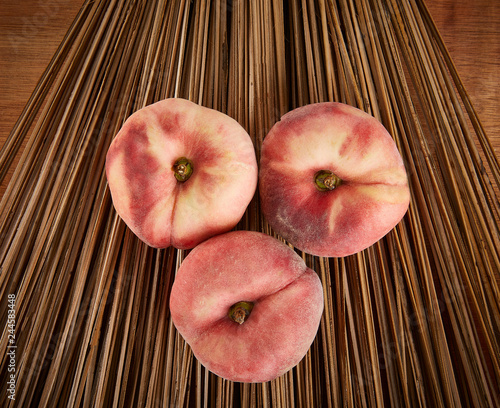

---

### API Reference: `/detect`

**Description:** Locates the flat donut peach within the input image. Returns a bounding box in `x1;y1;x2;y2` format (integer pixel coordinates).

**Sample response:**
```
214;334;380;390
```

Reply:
259;102;410;257
169;231;324;383
105;98;258;249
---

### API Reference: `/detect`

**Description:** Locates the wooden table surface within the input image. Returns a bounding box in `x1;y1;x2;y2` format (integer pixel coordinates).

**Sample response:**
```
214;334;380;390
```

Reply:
1;0;499;192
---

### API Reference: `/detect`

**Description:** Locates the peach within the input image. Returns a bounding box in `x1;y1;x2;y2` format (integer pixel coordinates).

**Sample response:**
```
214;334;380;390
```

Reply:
259;102;410;257
169;231;324;383
105;98;258;249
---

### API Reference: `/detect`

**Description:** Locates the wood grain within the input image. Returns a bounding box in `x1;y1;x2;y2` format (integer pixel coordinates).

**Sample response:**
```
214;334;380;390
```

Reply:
424;0;499;159
0;0;85;197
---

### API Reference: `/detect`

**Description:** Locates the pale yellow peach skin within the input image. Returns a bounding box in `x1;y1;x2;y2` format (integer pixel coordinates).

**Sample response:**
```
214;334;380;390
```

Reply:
259;102;410;257
105;98;258;249
169;231;324;383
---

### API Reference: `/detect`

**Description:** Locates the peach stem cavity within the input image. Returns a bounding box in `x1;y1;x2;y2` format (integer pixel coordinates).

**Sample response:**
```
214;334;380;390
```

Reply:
314;169;342;191
228;301;254;324
173;157;193;182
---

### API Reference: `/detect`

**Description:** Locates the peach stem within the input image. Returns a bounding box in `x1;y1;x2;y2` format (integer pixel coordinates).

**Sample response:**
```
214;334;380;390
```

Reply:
314;170;342;191
172;157;193;182
228;301;254;324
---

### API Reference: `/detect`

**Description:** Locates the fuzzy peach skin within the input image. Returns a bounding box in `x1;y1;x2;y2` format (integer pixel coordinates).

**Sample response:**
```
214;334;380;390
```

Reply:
169;231;324;383
105;98;258;249
259;102;410;257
